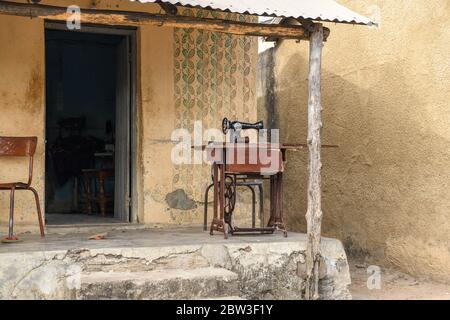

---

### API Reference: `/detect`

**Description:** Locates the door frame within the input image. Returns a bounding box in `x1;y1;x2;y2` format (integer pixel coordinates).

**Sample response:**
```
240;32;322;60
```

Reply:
44;22;138;223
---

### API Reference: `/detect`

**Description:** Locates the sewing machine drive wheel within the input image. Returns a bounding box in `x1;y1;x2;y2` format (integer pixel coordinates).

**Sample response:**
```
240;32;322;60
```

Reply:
222;117;230;134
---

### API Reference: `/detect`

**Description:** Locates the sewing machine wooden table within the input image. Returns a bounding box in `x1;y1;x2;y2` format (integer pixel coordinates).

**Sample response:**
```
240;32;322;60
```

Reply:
200;143;294;238
197;142;338;239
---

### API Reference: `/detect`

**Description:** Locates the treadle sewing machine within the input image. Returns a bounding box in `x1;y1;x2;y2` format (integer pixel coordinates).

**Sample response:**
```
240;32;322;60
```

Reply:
199;118;338;239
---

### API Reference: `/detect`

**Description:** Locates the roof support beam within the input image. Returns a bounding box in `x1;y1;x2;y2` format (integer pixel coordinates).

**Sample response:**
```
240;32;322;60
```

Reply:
0;1;309;40
264;17;330;42
305;23;324;300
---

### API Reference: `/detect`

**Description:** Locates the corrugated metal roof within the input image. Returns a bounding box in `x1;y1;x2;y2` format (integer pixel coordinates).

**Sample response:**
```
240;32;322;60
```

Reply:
131;0;374;25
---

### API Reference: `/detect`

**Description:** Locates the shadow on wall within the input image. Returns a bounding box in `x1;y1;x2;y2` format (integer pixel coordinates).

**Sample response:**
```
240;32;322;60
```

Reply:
260;43;450;282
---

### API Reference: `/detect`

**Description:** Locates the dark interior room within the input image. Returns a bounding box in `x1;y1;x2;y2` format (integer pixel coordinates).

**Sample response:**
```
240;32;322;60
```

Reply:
45;29;123;224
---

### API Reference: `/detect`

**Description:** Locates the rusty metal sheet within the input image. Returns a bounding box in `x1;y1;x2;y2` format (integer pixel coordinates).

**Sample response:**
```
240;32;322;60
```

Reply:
132;0;374;25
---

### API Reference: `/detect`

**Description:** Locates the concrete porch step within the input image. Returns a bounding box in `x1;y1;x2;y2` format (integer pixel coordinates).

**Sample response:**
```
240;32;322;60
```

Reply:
78;267;239;300
198;296;246;300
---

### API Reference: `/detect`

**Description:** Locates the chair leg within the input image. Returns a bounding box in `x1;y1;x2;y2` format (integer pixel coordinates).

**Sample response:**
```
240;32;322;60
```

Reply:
258;184;264;227
29;187;45;237
249;186;256;229
98;175;106;217
8;186;16;239
204;183;214;231
84;176;93;214
241;185;256;228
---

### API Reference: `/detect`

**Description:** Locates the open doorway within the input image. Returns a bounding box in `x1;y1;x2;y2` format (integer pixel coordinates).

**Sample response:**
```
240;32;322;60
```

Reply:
44;25;135;225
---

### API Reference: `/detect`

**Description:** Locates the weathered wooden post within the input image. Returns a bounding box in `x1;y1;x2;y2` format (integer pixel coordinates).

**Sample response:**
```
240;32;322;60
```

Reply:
305;23;324;300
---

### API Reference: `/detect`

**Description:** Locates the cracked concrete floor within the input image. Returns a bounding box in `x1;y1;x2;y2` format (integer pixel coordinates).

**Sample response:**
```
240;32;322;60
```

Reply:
0;225;311;254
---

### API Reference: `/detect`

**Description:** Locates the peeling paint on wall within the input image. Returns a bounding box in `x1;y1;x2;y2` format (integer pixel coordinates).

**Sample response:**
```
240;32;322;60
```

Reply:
165;189;197;210
24;66;43;113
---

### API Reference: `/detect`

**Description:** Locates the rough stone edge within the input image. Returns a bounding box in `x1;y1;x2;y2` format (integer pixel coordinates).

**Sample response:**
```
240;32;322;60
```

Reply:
0;238;351;300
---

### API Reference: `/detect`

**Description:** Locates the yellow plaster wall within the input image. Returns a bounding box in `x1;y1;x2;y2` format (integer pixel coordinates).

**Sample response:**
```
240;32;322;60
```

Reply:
0;15;45;233
260;0;450;282
0;0;258;231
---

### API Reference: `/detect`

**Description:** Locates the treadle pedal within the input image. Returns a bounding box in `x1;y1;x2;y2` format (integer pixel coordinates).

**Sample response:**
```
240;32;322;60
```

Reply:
231;227;277;235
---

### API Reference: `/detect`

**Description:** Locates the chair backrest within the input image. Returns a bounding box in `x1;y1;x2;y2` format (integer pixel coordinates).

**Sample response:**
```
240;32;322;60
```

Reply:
0;137;37;186
0;137;37;157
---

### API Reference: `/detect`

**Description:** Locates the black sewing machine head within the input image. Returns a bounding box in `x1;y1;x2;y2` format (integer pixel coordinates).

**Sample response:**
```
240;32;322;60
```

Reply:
222;118;264;143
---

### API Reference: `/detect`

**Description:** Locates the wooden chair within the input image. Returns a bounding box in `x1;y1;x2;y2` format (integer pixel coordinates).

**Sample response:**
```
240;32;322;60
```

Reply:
81;169;114;216
0;137;45;241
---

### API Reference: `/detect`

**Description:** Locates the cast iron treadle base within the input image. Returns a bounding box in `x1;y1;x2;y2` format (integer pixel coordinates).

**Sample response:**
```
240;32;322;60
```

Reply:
230;226;288;238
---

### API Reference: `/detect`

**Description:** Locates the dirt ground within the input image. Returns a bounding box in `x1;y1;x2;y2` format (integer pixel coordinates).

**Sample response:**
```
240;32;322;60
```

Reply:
348;258;450;300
